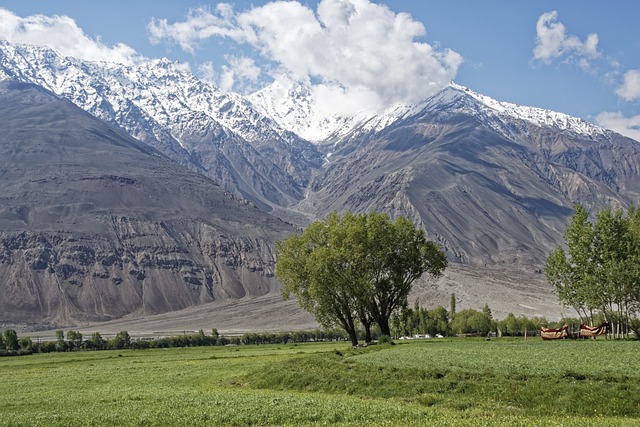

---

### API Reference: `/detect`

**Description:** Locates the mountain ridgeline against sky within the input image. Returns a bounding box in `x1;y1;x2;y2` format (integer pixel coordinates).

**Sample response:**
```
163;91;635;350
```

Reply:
1;40;640;324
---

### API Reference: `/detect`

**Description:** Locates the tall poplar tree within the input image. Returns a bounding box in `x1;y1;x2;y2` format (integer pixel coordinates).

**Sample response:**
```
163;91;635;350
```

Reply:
545;204;640;336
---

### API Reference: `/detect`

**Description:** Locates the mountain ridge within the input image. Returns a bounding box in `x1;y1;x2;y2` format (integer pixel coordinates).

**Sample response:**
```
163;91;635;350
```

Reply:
2;40;640;327
0;80;294;325
0;41;324;212
248;79;619;145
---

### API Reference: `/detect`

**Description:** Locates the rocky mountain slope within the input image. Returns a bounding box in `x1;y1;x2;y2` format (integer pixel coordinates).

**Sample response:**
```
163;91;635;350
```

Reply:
0;41;323;212
300;84;640;265
0;80;294;325
2;40;640;327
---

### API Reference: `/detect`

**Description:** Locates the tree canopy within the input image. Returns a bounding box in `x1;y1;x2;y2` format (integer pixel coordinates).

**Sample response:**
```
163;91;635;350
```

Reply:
275;211;447;346
545;204;640;337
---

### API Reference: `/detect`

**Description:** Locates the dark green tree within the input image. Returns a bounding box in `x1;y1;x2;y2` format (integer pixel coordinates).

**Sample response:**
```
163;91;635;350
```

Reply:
356;213;447;337
55;330;67;352
426;306;450;336
451;308;492;335
546;204;640;336
18;336;33;352
277;212;368;346
545;204;597;321
86;332;106;350
3;329;19;351
110;331;131;349
66;330;83;350
482;303;492;320
499;313;524;336
276;211;446;346
450;293;456;317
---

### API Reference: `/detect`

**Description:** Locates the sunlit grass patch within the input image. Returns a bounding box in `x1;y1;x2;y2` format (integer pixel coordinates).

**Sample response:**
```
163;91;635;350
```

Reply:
1;339;639;426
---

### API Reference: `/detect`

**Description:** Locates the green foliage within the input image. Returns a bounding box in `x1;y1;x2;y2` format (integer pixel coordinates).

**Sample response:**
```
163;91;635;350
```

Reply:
450;308;493;335
17;336;32;352
3;329;20;350
277;211;366;346
392;303;450;337
450;293;456;316
54;329;67;352
546;203;640;336
497;313;545;336
66;330;83;349
2;340;639;426
109;331;131;349
276;211;447;346
86;332;106;350
3;329;18;351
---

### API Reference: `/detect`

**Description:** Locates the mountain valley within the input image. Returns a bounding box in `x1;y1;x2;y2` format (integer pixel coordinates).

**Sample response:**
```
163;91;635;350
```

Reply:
1;40;639;330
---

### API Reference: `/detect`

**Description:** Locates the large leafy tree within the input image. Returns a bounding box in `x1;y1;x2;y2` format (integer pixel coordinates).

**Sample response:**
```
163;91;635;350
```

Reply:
545;204;640;336
361;214;447;336
276;211;447;345
3;329;19;351
276;212;367;346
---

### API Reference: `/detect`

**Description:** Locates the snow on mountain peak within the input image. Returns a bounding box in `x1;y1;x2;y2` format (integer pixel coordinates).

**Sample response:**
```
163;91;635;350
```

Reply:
248;78;612;143
0;39;614;147
0;41;301;150
442;83;610;139
248;79;364;142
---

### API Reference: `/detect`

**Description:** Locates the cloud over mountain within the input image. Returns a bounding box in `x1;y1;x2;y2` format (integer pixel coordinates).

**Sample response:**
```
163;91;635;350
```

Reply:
148;0;462;114
0;7;141;65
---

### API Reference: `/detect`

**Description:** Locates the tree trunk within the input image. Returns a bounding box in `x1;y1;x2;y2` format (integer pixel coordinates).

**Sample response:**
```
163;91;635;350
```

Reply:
364;322;372;344
348;328;359;347
378;318;391;337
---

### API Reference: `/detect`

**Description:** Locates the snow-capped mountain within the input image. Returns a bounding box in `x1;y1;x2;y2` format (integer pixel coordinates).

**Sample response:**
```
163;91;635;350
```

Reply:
2;38;639;267
0;39;619;154
248;79;373;142
410;83;612;141
3;39;640;325
0;41;291;147
250;78;615;145
0;40;323;209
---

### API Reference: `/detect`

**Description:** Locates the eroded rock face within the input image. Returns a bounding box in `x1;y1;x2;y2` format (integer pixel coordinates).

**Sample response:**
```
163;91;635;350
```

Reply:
0;81;292;325
0;219;280;324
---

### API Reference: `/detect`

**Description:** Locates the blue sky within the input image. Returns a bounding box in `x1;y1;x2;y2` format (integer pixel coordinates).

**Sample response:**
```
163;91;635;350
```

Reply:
1;0;639;139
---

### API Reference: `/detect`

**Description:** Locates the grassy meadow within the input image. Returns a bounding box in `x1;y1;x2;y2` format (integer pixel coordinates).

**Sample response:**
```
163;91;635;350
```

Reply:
0;338;639;426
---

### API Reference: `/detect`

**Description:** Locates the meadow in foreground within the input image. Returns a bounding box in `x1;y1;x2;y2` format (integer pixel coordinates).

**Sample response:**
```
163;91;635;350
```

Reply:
0;338;638;426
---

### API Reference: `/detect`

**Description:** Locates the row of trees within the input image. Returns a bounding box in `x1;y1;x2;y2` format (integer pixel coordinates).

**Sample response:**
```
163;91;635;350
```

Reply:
0;327;362;356
276;211;448;346
391;299;572;338
2;308;578;357
545;204;640;337
1;329;220;355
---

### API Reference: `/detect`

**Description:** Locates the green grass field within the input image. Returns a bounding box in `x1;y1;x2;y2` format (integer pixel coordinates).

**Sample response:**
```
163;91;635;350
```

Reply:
1;338;638;426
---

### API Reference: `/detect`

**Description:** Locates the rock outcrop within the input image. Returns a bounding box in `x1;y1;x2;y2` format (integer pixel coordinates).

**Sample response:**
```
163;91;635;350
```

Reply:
0;80;292;325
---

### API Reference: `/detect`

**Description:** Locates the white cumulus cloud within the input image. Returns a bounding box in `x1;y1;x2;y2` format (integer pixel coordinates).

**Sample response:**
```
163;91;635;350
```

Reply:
148;0;462;112
596;111;640;142
0;8;141;65
533;11;599;68
616;69;640;102
148;4;245;54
